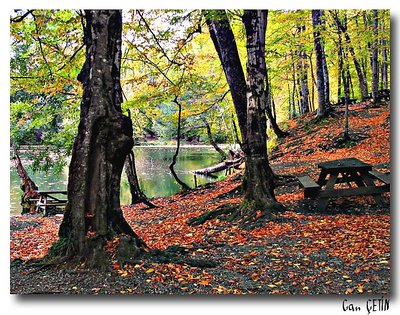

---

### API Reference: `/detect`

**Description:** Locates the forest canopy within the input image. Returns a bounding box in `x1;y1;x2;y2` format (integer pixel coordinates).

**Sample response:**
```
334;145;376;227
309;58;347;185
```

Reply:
10;9;390;173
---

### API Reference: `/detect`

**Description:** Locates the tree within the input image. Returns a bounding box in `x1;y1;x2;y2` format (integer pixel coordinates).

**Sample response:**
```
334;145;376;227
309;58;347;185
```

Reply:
371;9;379;104
192;10;284;227
205;10;248;143
296;24;310;115
241;10;284;221
332;11;369;100
312;10;330;118
58;10;148;267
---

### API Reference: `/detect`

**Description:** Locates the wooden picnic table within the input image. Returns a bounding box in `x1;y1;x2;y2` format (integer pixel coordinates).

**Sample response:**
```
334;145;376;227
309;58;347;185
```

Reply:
299;157;390;212
33;190;68;215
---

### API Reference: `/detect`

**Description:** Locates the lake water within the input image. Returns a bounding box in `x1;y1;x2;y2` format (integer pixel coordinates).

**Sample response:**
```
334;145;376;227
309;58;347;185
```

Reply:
10;146;224;215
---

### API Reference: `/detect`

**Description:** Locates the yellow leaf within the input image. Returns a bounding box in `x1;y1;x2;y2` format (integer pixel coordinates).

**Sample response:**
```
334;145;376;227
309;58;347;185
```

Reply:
268;284;277;288
357;285;364;293
146;268;155;273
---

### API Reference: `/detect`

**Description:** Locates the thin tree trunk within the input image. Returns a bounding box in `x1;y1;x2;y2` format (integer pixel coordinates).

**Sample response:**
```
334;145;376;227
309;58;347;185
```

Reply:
342;49;351;140
201;116;227;160
11;141;39;214
371;10;379;104
333;11;369;100
265;70;289;138
124;152;156;208
381;18;388;90
169;96;191;191
124;109;156;208
58;10;148;267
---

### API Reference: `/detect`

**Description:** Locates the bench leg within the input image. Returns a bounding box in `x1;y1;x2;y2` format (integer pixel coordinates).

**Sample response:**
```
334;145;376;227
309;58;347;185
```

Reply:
317;173;338;212
317;198;330;212
361;173;386;206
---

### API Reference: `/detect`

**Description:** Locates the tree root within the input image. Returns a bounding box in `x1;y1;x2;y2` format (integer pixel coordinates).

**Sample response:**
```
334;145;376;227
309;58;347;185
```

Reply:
149;246;218;268
187;204;237;226
187;201;287;230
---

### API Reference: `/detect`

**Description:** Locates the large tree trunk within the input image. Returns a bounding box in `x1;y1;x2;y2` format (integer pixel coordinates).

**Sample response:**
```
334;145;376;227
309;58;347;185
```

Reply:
312;10;330;118
241;10;283;221
206;10;247;142
58;10;148;267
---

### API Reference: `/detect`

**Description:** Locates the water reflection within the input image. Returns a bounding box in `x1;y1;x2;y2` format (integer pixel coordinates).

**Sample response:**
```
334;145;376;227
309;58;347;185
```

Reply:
10;146;223;215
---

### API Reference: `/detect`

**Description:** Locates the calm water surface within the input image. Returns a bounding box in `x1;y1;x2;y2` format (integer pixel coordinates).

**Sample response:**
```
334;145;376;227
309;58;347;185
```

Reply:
10;146;223;215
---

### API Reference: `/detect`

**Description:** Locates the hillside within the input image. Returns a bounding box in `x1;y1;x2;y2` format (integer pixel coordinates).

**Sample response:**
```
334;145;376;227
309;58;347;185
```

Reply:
10;101;390;294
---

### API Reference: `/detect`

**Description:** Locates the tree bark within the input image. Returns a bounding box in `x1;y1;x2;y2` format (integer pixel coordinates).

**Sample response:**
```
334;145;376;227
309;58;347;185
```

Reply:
312;10;330;118
381;18;389;90
205;10;247;142
297;25;310;115
201;116;227;160
169;96;191;191
265;70;289;138
124;152;156;208
11;141;39;214
241;10;283;220
371;10;379;104
58;10;148;267
333;12;369;100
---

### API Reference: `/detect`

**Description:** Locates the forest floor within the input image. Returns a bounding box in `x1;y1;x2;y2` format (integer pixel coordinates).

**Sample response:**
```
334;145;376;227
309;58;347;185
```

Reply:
10;101;391;295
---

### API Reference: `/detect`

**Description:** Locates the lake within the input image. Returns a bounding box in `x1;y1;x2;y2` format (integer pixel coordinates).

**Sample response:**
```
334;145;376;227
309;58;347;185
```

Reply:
10;146;225;215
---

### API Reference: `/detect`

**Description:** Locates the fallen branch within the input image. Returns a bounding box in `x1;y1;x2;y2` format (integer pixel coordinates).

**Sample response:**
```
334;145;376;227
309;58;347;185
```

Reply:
191;157;243;176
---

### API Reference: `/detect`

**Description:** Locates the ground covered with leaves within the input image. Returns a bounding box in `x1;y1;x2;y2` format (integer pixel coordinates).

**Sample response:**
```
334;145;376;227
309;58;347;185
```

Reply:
10;102;390;295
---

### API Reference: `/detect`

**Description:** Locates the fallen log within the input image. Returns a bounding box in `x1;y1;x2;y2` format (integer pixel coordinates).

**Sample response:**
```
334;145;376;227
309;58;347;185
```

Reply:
191;157;244;176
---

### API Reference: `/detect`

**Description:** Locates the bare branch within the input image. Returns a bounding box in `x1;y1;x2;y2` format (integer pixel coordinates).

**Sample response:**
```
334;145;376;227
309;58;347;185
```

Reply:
10;10;34;23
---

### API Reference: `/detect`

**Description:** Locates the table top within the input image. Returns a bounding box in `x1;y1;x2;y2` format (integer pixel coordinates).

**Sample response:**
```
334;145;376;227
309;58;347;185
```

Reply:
34;190;68;195
318;157;372;172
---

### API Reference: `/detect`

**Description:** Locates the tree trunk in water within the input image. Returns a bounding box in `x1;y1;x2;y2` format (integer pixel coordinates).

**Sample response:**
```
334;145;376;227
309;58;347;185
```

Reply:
371;10;379;104
241;10;283;221
11;141;39;214
58;10;148;267
206;10;247;142
312;10;329;118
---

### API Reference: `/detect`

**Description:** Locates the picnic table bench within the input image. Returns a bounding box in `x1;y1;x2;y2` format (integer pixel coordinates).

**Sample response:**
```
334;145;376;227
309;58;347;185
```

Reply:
299;158;390;212
33;190;67;216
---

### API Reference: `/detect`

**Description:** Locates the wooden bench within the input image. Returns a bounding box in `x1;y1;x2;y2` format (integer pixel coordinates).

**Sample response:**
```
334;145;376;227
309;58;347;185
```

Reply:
368;170;390;187
298;175;321;198
33;190;68;216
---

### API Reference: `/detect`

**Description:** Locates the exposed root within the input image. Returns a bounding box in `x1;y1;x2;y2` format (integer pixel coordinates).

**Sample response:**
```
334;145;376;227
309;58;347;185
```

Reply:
187;200;287;230
187;204;237;226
